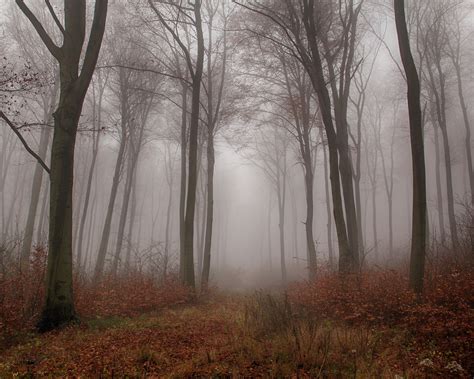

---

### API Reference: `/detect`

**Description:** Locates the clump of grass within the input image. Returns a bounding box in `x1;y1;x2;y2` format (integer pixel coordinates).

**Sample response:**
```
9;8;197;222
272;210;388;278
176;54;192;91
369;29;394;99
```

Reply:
235;291;396;377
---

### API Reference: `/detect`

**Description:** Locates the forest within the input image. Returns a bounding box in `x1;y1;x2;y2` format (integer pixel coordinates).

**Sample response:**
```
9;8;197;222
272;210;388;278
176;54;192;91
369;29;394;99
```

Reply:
0;0;473;377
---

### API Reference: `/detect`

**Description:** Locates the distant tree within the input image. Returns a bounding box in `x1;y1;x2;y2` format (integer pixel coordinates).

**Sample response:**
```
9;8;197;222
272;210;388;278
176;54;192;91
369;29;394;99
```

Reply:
76;70;108;270
235;0;364;273
249;126;290;284
147;0;205;288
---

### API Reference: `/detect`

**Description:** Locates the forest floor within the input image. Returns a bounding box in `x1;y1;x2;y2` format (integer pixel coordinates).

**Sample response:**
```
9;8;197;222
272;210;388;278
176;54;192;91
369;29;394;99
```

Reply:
0;285;472;378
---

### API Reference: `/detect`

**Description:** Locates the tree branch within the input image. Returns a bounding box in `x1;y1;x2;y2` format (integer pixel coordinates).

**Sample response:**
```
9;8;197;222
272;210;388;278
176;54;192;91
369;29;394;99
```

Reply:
15;0;61;61
45;0;65;35
0;111;50;174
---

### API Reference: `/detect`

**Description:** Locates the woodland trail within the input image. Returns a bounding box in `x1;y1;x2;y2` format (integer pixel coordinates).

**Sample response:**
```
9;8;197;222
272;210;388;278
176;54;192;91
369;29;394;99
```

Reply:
0;292;471;378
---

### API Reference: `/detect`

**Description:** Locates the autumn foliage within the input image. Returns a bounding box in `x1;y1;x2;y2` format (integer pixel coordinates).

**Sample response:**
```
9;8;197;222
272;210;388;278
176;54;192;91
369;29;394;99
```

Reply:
0;246;190;347
75;274;190;319
288;257;474;374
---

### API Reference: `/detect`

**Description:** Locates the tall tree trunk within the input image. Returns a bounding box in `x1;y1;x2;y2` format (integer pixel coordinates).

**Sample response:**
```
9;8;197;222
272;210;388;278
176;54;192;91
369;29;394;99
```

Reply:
290;181;299;268
432;113;446;244
322;133;334;268
179;82;188;280
303;150;317;278
14;0;110;330
438;124;458;247
276;158;287;284
21;124;52;265
94;135;127;279
181;0;204;289
164;159;173;275
112;153;137;275
426;56;459;247
36;178;49;245
41;103;80;329
301;13;352;272
76;77;105;270
76;132;100;269
267;192;272;271
394;0;427;294
125;170;138;271
452;62;473;205
201;135;214;289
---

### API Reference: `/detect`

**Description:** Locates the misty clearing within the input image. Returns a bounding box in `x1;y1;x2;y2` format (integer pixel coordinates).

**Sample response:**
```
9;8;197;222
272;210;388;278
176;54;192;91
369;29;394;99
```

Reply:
0;0;473;377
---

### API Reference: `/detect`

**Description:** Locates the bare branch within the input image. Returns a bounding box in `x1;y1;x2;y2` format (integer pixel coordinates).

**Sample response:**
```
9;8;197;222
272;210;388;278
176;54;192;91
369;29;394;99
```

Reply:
45;0;65;35
0;111;50;174
15;0;62;61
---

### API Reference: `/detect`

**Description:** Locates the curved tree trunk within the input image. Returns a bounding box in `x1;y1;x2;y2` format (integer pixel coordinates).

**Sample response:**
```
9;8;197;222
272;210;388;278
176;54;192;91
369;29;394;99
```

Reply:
394;0;427;294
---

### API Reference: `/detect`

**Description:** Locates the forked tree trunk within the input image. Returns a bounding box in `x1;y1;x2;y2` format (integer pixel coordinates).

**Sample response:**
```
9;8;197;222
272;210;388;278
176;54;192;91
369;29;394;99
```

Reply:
15;0;108;330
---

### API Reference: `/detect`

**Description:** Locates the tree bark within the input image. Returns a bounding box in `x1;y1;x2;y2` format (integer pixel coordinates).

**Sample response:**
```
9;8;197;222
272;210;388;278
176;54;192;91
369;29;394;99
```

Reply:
15;0;108;330
182;0;204;288
394;0;427;294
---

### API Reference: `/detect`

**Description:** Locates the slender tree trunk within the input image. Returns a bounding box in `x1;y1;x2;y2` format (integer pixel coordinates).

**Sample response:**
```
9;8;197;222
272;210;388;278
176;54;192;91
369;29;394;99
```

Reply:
394;0;427;294
322;133;334;268
276;161;287;284
84;190;97;274
433;118;446;243
267;192;272;271
164;162;173;273
113;152;139;275
36;178;49;245
76;79;104;269
21;124;52;265
452;63;473;205
439;124;458;247
290;181;299;268
125;167;138;271
201;134;214;289
426;56;459;247
181;0;204;288
72;156;88;252
76;133;100;269
179;82;188;280
372;185;378;259
94;134;127;279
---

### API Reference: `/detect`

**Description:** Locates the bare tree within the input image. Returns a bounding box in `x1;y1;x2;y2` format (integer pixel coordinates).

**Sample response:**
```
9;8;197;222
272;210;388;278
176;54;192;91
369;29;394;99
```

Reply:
394;0;427;294
147;0;205;288
15;0;108;329
235;0;364;273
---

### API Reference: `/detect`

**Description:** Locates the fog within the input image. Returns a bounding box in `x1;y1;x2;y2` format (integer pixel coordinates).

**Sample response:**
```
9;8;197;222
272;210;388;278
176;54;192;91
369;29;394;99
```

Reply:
1;0;473;292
